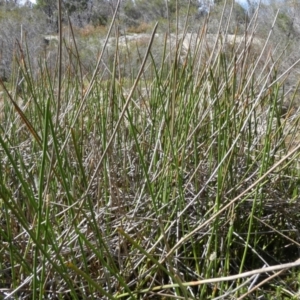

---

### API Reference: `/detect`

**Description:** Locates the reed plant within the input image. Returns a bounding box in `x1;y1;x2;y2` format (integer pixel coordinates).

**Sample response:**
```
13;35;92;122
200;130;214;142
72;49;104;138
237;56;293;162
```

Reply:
1;1;300;299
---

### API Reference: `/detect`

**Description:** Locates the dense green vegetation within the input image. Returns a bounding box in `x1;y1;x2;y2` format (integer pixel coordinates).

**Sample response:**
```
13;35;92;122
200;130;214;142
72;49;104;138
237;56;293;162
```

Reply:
1;0;300;299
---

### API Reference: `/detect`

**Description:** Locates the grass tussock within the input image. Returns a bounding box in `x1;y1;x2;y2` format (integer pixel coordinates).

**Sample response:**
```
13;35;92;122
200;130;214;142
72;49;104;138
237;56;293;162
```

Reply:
1;3;300;300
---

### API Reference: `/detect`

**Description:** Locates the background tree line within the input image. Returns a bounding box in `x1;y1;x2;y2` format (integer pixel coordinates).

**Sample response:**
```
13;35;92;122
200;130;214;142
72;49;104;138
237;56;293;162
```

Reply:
0;0;300;82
